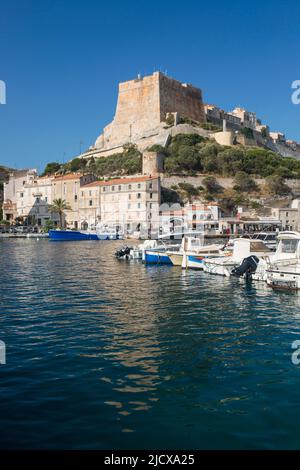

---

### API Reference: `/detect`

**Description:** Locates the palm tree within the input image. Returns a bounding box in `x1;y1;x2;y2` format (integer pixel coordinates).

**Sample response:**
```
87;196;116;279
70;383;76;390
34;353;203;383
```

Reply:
48;198;71;229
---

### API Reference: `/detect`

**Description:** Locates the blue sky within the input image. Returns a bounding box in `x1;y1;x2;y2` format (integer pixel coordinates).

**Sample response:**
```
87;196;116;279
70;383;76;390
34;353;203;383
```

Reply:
0;0;300;172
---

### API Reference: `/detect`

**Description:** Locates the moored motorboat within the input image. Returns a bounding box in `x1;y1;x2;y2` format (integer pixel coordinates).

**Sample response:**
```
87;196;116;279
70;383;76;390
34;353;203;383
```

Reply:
263;231;300;290
49;229;99;241
168;236;225;269
203;238;271;277
49;223;124;241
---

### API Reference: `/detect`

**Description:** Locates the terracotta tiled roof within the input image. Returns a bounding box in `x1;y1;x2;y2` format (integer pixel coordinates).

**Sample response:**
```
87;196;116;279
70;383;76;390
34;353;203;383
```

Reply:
53;173;83;181
82;175;158;188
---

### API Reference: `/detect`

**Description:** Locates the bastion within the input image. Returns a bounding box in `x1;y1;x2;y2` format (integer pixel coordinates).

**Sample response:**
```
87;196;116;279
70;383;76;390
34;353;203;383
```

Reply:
80;71;206;159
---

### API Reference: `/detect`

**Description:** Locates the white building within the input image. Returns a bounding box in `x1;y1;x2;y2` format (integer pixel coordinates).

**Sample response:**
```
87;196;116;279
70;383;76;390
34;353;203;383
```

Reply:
3;169;37;222
81;175;161;237
16;175;57;226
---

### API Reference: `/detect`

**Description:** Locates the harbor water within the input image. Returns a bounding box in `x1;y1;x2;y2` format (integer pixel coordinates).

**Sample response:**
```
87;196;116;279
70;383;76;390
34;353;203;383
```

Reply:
1;239;300;449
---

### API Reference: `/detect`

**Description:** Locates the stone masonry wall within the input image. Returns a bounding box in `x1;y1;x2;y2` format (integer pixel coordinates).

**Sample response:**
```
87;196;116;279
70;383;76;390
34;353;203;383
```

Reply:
159;73;206;124
94;72;206;152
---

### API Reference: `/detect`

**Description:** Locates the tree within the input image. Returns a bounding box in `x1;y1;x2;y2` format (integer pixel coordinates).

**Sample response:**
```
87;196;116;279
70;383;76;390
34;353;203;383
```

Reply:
177;182;201;202
218;197;237;215
202;176;222;194
48;198;71;228
265;175;291;196
43;219;55;232
241;127;254;139
68;158;87;172
233;171;258;193
41;162;61;176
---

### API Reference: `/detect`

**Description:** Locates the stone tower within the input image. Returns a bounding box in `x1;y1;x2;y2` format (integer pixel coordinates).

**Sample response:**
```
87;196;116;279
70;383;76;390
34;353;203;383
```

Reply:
94;72;206;151
142;151;164;176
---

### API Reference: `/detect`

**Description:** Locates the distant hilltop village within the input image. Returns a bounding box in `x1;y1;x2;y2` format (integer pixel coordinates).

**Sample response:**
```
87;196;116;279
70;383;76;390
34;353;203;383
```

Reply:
77;71;300;160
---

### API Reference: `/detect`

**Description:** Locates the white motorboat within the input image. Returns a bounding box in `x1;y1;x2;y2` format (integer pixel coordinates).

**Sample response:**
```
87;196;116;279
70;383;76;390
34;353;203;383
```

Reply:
203;238;271;277
252;231;300;282
248;232;278;251
264;232;300;290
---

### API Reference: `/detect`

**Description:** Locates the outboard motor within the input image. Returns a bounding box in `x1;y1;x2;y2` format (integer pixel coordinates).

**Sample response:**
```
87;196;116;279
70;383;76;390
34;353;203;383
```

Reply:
231;255;259;279
115;246;132;259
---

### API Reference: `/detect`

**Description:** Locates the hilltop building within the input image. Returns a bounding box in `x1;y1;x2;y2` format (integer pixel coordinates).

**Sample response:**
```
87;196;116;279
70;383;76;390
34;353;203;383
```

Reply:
78;71;206;159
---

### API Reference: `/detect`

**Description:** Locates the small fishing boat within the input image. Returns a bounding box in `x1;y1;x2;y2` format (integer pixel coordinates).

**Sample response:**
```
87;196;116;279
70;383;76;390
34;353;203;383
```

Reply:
143;244;180;265
168;236;225;269
115;240;158;260
203;238;271;277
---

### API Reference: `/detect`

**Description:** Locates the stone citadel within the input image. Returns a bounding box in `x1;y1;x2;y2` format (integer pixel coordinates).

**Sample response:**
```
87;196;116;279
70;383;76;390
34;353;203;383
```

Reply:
78;71;300;161
80;71;207;159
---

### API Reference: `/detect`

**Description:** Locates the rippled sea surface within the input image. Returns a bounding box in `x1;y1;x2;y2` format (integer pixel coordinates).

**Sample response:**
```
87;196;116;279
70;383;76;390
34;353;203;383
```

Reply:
1;239;300;449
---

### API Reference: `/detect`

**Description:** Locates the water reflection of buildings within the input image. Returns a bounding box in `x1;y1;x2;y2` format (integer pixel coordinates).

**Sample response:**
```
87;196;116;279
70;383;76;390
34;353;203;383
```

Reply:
98;260;169;423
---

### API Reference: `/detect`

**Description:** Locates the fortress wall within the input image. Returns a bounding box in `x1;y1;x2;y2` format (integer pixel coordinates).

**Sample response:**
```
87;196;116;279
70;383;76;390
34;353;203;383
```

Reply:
97;73;161;149
94;72;206;152
159;73;206;123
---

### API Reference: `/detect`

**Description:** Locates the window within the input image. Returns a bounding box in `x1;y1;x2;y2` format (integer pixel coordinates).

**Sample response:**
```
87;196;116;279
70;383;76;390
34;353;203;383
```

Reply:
20;192;24;198
45;197;48;202
150;193;153;199
137;193;141;199
149;183;153;189
128;194;131;200
81;191;84;197
89;190;92;196
118;185;122;191
281;239;299;253
89;200;93;206
111;186;115;191
103;187;106;192
74;195;78;201
138;183;141;189
36;197;40;203
137;203;141;209
128;185;132;190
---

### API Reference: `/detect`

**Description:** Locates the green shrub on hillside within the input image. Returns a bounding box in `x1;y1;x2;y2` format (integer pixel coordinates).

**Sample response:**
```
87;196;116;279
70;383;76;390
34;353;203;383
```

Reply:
265;175;291;196
41;162;62;176
163;133;300;179
233;171;258;193
91;145;142;177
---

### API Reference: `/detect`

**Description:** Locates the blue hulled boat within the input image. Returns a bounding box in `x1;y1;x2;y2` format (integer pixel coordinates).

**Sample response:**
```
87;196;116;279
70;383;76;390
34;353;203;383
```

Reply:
144;250;173;265
49;226;124;240
49;230;100;241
